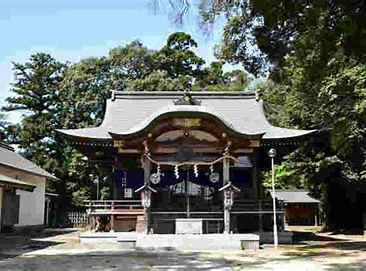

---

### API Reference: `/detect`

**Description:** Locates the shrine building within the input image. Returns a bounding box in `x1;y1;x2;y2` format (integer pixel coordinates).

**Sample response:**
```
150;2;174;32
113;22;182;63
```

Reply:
57;91;315;235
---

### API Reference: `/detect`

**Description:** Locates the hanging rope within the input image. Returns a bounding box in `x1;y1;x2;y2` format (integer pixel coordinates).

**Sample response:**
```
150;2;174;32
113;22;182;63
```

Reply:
142;153;238;167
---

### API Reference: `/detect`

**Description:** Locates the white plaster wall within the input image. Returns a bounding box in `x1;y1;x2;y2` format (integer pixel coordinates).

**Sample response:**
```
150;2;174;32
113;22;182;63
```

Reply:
15;177;45;226
0;164;46;227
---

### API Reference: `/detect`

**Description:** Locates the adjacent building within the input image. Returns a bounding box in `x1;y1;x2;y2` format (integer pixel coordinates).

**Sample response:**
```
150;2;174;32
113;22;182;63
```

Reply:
0;142;57;232
271;189;320;226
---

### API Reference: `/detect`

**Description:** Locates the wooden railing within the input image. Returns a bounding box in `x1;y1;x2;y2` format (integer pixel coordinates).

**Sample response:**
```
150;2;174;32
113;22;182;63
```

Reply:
231;199;285;214
84;199;284;215
85;200;143;214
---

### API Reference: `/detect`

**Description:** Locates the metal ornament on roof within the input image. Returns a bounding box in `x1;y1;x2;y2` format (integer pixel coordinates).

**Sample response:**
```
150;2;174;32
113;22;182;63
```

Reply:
173;92;201;105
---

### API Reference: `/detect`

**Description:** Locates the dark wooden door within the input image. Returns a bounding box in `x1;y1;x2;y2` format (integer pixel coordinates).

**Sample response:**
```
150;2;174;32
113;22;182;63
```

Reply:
2;189;20;227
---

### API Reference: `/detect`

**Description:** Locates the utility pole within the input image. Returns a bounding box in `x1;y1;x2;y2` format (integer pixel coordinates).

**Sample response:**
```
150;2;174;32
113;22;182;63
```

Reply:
268;148;278;249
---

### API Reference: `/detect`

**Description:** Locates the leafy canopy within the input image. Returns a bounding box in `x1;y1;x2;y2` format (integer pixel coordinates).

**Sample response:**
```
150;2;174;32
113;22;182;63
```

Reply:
2;32;249;210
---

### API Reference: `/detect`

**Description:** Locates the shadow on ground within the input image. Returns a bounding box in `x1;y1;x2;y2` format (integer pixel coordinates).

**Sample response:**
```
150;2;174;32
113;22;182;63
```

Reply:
0;250;232;270
0;229;76;261
292;230;344;243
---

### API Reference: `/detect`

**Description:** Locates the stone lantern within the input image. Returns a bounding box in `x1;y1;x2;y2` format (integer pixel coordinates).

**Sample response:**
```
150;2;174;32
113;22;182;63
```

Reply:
219;181;241;233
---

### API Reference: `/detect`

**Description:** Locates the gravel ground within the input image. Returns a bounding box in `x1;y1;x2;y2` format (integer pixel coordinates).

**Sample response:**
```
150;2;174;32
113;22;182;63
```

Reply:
0;228;365;270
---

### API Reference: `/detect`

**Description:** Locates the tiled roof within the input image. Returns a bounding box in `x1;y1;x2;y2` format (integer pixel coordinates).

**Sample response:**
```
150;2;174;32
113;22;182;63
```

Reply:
270;189;319;203
57;91;315;141
0;143;58;180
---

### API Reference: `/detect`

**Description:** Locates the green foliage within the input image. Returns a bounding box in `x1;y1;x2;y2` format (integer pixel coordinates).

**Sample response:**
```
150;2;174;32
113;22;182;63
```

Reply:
156;32;205;81
0;113;8;140
191;0;366;228
1;32;249;212
261;160;299;190
3;53;67;171
199;1;366;76
193;61;249;91
60;57;110;129
100;186;110;201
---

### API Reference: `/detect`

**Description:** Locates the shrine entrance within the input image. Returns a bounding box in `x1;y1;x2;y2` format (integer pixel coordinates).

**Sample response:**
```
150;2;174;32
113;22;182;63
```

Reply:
58;91;309;241
148;165;225;234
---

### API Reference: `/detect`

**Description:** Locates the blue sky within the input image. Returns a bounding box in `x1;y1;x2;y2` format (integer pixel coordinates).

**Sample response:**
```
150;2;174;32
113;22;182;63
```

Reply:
0;0;229;123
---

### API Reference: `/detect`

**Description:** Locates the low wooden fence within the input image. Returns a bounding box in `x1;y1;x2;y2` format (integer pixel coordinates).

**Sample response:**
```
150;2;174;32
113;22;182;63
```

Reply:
67;212;90;228
85;200;143;214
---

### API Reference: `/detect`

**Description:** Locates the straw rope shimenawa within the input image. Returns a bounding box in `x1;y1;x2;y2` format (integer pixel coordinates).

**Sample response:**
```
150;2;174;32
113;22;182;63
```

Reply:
142;153;238;167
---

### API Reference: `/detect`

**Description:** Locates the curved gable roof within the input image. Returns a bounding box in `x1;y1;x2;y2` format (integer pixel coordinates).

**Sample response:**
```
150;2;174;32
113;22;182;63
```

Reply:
57;91;315;141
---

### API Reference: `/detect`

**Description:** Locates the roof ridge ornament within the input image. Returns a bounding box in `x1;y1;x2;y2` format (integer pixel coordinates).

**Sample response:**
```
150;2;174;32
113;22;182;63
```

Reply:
174;91;201;105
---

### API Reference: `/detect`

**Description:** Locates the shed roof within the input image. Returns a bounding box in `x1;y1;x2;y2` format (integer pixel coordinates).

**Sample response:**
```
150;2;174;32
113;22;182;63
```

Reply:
57;91;315;141
270;189;319;203
0;173;36;191
0;143;58;181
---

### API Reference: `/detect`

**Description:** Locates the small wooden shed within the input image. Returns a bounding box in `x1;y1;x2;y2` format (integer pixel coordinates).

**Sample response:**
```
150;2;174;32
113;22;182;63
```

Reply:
271;189;320;226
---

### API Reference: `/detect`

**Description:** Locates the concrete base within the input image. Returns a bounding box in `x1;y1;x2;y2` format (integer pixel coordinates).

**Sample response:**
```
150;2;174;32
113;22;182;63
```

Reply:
136;234;259;250
80;232;119;243
80;231;292;248
256;231;293;244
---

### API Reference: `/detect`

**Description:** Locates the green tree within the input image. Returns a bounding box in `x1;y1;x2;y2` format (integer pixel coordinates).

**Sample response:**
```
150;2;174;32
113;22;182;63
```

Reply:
59;57;110;129
2;31;250;216
261;160;300;190
0;113;8;141
196;0;366;230
108;40;156;89
193;61;249;91
3;53;67;170
156;32;205;79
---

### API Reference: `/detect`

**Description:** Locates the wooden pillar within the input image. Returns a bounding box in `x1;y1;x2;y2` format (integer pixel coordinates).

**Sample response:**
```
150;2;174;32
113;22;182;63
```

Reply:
258;201;263;232
252;149;259;200
112;168;118;200
90;215;95;232
45;198;50;226
314;205;318;226
143;157;151;185
142;157;151;233
110;201;115;232
223;157;230;233
88;201;93;232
